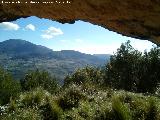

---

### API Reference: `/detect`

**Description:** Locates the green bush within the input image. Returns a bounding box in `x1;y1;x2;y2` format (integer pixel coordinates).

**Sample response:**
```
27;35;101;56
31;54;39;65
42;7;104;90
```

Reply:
58;85;86;110
64;66;103;86
1;64;160;120
19;87;48;107
0;67;21;105
1;107;42;120
146;97;158;120
20;69;59;93
7;99;17;112
40;96;63;120
112;96;132;120
1;84;160;120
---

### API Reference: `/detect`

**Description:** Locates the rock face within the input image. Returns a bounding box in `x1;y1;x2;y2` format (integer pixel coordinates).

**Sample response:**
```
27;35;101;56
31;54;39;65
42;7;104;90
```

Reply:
0;0;160;44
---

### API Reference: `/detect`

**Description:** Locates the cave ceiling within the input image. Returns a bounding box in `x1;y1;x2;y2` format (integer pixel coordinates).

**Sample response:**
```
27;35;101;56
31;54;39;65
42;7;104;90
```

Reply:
0;0;160;44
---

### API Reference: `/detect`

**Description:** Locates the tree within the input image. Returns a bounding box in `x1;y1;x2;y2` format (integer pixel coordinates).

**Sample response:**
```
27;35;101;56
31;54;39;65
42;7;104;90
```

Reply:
104;40;142;91
64;66;103;86
0;67;21;105
104;40;160;93
137;46;160;93
20;69;58;93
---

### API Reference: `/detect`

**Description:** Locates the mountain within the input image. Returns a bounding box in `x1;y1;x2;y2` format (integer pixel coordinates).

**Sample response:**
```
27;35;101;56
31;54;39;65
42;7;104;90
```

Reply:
0;39;108;81
0;39;58;59
57;50;106;65
93;54;111;61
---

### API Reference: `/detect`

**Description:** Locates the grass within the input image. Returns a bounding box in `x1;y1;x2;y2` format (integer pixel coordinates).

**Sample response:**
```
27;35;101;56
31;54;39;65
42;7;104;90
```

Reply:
1;85;160;120
112;96;132;120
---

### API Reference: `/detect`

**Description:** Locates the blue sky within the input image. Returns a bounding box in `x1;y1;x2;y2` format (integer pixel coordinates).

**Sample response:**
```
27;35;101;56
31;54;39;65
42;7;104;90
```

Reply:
0;16;155;54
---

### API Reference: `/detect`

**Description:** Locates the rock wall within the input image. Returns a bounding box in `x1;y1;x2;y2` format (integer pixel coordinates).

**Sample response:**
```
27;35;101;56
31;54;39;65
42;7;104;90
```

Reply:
0;0;160;44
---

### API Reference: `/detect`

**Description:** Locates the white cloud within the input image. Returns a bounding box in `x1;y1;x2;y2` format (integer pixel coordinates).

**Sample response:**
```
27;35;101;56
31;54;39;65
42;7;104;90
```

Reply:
0;22;20;30
41;27;63;39
25;24;35;31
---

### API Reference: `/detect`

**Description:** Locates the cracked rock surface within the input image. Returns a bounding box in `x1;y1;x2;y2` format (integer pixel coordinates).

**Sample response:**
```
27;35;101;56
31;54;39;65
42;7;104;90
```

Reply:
1;0;160;44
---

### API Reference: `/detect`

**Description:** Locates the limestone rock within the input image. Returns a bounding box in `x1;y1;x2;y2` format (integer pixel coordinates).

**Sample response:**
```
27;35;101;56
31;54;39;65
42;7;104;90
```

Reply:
0;0;160;44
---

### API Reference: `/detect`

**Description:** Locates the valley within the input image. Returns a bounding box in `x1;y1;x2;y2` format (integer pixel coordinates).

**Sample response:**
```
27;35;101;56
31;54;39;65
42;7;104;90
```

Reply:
0;39;110;80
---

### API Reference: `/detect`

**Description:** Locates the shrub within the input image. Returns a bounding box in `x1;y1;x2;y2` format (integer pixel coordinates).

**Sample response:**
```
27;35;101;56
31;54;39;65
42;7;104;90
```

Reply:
1;107;42;120
112;96;132;120
20;69;59;93
146;97;157;120
64;66;103;86
7;99;17;112
58;85;86;110
40;96;63;120
0;67;21;105
19;87;48;107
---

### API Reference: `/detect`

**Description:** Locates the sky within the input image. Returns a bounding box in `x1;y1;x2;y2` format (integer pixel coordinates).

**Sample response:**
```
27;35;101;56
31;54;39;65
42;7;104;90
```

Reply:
0;16;156;55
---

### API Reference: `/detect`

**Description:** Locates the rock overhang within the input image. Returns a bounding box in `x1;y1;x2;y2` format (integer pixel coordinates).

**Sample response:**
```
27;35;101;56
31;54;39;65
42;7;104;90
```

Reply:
0;0;160;45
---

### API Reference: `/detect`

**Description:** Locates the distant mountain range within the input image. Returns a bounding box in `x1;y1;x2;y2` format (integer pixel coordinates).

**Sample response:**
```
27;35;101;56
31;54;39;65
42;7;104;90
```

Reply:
93;54;111;61
0;39;111;81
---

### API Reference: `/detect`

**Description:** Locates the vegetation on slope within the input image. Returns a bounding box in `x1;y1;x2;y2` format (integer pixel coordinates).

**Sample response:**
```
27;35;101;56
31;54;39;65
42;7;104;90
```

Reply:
0;40;159;119
1;84;160;120
0;39;107;80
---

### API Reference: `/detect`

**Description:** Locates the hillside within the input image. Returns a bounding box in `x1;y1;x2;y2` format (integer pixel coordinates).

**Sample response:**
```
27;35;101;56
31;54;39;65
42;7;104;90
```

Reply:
1;85;160;120
0;39;56;59
93;54;111;61
0;39;109;80
0;40;159;120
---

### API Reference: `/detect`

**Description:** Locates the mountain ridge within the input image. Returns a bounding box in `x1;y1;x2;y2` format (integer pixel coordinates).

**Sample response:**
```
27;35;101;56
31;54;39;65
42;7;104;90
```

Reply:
0;39;110;80
0;39;110;60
